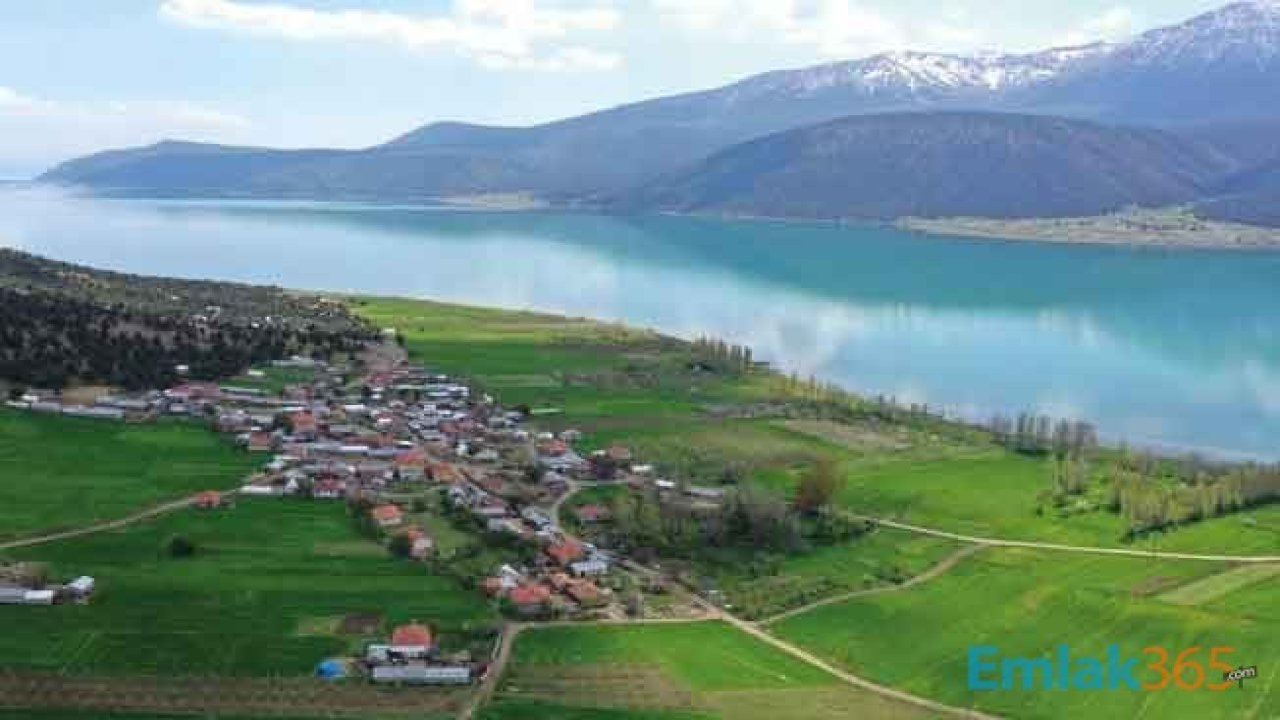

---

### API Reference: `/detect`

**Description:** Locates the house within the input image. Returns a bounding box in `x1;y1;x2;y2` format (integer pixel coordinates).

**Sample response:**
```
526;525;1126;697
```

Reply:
472;497;511;520
389;622;434;659
508;584;551;616
569;559;609;578
371;665;471;685
605;443;633;463
193;491;224;510
564;579;606;608
686;485;727;501
546;540;586;568
371;504;403;528
20;589;55;605
247;431;275;452
65;576;95;600
573;504;611;524
313;479;345;499
430;462;465;484
542;471;570;493
520;506;555;530
290;411;319;439
403;528;434;559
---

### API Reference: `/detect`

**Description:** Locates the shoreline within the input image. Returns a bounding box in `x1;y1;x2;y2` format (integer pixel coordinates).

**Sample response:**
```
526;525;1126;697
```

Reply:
20;185;1280;250
897;210;1280;251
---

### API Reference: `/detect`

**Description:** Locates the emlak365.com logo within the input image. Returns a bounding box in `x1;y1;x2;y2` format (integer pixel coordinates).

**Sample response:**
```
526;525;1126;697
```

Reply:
968;645;1257;691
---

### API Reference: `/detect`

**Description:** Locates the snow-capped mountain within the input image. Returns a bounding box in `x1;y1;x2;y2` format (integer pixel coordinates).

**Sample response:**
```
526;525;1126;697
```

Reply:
727;45;1114;102
715;1;1280;116
1121;0;1280;66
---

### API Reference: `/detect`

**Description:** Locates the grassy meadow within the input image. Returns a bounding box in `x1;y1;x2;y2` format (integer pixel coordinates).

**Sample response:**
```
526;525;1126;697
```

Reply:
355;296;1272;556
0;498;495;677
0;409;258;541
498;622;933;720
771;548;1279;720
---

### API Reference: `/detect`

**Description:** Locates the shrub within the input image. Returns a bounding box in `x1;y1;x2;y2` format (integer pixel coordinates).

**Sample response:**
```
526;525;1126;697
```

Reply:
167;535;197;558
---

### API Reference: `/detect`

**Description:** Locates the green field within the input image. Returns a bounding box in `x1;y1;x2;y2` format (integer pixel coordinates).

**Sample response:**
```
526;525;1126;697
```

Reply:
498;622;931;720
701;528;959;620
0;498;495;676
0;409;258;541
771;548;1279;720
354;297;1273;557
224;365;324;393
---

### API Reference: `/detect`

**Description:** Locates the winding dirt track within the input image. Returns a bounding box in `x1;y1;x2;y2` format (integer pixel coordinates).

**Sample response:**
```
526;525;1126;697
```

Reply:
0;497;199;551
858;516;1280;563
759;544;989;624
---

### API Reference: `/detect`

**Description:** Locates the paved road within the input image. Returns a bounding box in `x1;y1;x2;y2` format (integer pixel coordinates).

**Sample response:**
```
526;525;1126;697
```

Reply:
859;516;1280;563
759;544;988;624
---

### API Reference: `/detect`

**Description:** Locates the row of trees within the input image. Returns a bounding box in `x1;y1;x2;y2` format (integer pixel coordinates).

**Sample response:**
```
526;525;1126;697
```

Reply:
0;287;367;390
690;336;754;375
1108;454;1280;537
990;413;1098;458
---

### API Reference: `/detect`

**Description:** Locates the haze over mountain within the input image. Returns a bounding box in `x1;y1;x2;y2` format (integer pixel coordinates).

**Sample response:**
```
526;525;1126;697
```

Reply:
39;1;1280;223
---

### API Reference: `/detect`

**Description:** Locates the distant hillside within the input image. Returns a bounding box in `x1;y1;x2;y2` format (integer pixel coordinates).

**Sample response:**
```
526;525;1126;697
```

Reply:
617;113;1234;221
0;249;374;389
39;2;1280;206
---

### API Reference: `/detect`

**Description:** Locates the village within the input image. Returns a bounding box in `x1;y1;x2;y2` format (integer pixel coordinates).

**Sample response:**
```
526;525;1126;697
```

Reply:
1;344;733;688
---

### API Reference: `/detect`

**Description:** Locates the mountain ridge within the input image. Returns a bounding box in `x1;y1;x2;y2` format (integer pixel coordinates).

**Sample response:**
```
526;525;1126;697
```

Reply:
37;1;1280;224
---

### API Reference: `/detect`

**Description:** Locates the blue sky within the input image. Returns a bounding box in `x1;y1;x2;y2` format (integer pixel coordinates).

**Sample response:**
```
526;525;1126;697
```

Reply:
0;0;1227;176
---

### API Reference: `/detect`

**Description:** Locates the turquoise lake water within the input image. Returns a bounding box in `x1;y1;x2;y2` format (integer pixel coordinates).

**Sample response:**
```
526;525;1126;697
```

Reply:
2;188;1278;459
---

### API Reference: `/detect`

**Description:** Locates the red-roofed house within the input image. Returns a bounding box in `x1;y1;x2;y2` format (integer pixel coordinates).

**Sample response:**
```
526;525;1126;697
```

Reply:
508;584;551;616
546;540;585;568
313;479;345;500
565;579;606;608
389;622;434;658
371;504;403;528
247;431;274;453
290;411;318;439
430;462;464;484
193;490;223;510
573;504;612;524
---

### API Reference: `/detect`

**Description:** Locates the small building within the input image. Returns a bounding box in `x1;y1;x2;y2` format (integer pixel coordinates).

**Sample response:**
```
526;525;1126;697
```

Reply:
389;622;434;659
65;576;95;599
569;559;609;577
313;479;345;500
371;665;471;685
371;504;403;528
508;584;552;616
546;540;586;568
573;504;611;524
520;506;555;530
21;589;55;605
193;491;224;510
564;580;606;608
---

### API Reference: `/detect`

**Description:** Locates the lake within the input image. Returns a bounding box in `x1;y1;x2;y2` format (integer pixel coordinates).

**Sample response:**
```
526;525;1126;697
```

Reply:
2;187;1278;460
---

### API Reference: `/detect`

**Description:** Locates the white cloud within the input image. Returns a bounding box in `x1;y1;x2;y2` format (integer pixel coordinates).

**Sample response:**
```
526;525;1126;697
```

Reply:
1056;6;1138;47
160;0;623;72
0;86;46;113
651;0;992;57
